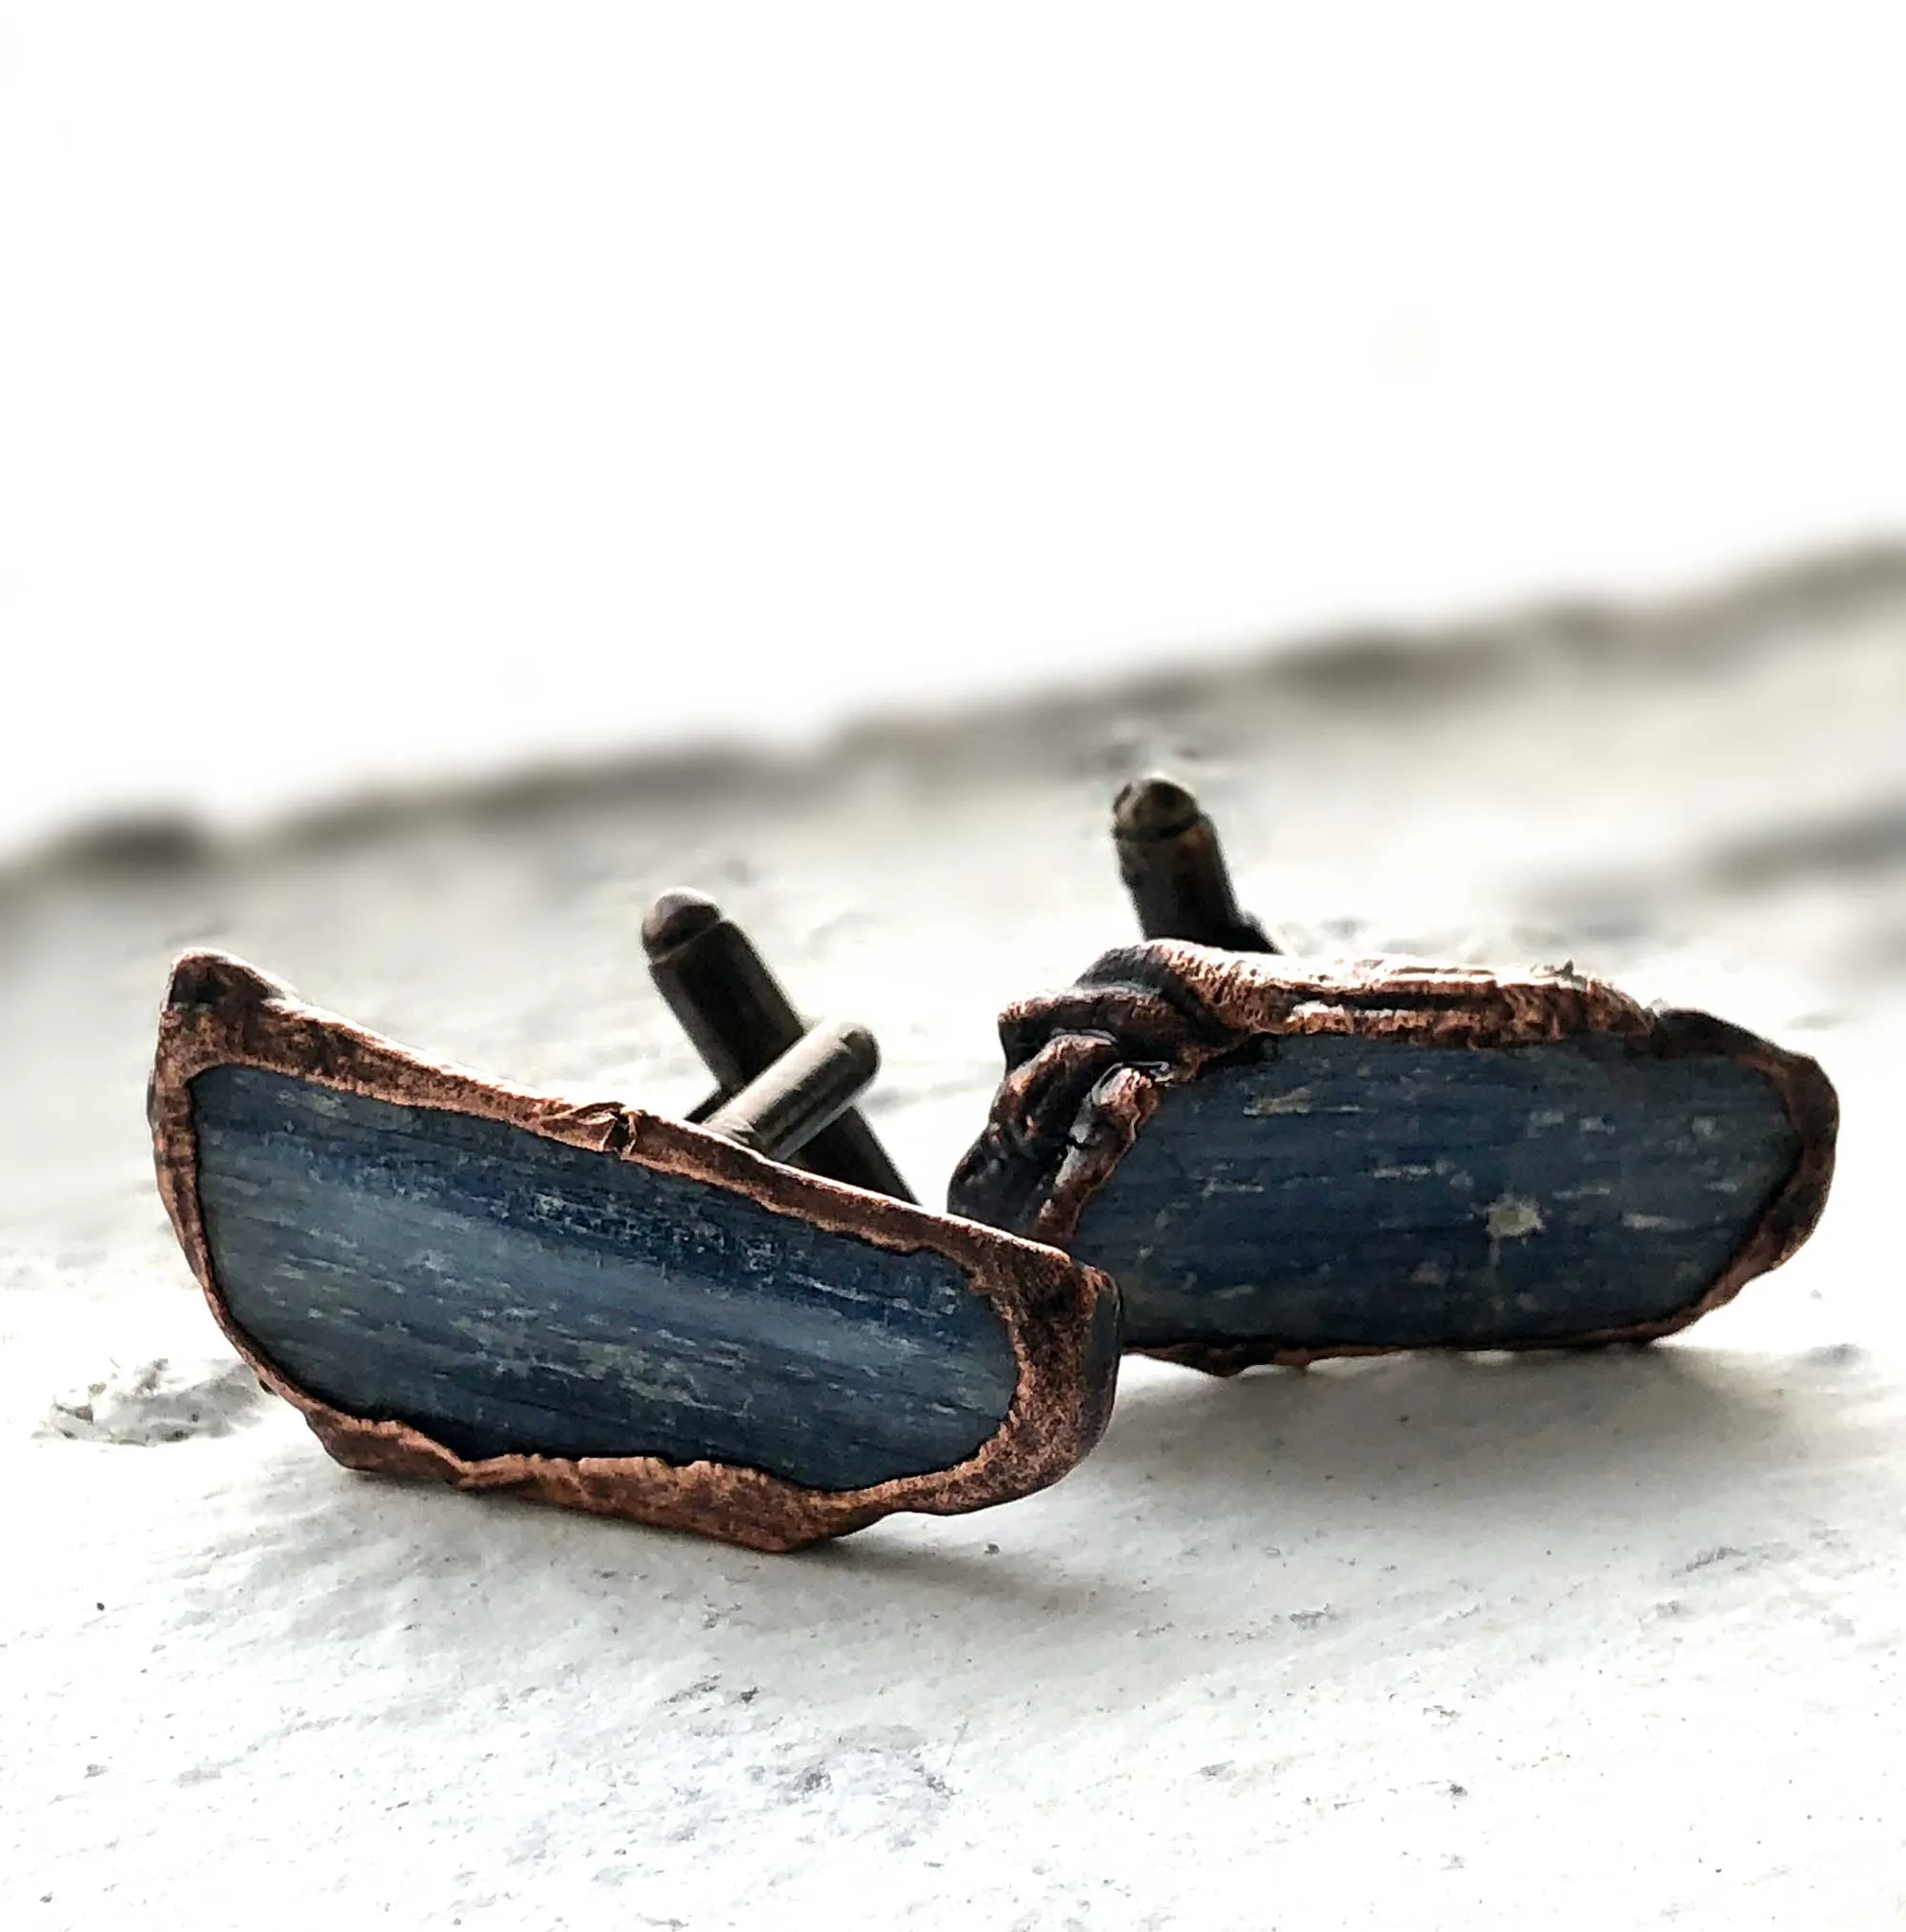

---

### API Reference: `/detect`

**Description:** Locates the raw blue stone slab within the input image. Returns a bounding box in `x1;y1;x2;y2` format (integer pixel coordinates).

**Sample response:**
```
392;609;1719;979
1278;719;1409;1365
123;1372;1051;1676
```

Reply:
1072;1034;1800;1352
191;1065;1021;1491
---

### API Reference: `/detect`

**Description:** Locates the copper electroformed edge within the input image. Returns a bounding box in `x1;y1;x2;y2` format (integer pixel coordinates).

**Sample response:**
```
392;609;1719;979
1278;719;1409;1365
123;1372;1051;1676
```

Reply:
948;941;1839;1377
150;950;1120;1552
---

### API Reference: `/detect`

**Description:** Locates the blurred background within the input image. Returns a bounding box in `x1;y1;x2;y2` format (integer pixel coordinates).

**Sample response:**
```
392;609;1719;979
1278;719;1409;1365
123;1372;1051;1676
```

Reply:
7;0;1906;1282
1;3;1903;1277
5;0;1906;1182
5;5;1906;852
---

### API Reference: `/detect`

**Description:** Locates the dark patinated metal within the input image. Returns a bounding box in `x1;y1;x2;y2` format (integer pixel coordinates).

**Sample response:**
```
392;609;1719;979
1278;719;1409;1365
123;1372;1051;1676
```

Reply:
701;1018;880;1162
642;888;915;1200
1110;774;1277;953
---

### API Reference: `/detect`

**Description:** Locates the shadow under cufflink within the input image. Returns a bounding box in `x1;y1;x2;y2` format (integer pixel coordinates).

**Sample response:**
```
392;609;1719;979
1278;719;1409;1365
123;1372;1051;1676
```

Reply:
149;919;1120;1552
947;776;1839;1374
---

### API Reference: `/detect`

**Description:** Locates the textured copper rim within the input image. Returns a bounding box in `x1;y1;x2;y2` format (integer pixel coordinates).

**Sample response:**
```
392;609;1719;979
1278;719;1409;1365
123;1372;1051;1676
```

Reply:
151;950;1120;1550
948;942;1839;1375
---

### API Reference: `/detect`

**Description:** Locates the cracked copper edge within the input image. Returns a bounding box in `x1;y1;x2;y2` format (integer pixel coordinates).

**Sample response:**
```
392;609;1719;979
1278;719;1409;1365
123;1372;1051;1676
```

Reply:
948;941;1839;1377
150;949;1120;1553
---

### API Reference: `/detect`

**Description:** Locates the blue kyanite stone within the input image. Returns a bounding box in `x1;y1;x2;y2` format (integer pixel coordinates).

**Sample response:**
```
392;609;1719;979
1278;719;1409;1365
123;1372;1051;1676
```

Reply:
191;1066;1022;1491
1071;1034;1798;1351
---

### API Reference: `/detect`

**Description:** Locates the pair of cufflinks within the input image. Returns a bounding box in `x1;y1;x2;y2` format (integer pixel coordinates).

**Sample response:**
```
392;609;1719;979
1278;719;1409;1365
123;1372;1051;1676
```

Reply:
149;779;1837;1551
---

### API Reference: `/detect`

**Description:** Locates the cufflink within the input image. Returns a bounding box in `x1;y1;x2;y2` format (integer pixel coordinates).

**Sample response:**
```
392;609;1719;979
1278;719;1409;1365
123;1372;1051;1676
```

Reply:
150;924;1118;1550
948;777;1837;1373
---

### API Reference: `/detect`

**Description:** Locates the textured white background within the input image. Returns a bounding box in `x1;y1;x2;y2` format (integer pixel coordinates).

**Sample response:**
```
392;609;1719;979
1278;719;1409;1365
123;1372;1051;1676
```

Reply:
5;569;1904;1927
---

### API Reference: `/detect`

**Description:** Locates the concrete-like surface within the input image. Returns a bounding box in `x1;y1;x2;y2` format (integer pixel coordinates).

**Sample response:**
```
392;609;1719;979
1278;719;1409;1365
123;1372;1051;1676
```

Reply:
5;556;1904;1927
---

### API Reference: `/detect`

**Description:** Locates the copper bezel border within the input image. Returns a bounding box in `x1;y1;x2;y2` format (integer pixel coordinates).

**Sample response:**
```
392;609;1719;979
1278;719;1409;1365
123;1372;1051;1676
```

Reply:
151;950;1120;1551
950;942;1839;1375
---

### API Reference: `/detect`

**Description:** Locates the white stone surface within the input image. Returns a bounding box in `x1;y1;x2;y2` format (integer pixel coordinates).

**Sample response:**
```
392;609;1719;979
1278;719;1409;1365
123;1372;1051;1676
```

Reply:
4;573;1904;1927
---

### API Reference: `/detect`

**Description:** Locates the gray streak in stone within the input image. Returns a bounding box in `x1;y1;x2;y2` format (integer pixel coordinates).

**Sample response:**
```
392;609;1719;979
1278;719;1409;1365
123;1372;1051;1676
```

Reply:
192;1066;1021;1491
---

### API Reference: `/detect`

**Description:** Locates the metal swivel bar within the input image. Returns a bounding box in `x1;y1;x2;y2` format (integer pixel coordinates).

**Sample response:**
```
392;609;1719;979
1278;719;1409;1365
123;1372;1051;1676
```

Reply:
643;889;915;1201
700;1019;880;1163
